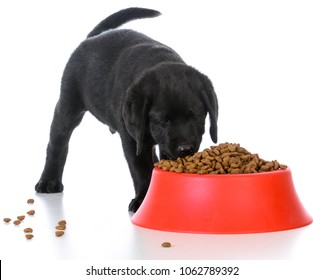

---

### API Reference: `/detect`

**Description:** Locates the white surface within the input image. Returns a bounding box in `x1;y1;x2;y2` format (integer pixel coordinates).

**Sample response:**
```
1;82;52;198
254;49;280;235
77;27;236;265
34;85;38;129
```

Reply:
1;0;322;268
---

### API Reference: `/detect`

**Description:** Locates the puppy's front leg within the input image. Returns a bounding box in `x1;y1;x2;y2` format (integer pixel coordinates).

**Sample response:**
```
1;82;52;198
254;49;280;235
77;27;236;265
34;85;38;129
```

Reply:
120;134;155;212
35;99;84;193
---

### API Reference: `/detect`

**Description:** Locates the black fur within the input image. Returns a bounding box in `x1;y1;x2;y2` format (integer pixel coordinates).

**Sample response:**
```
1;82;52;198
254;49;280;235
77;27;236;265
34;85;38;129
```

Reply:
35;8;219;212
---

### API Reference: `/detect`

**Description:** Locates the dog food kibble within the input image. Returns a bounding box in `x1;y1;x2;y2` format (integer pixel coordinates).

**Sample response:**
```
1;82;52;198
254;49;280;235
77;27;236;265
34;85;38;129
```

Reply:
161;242;172;248
27;199;34;204
55;231;65;237
154;143;287;174
54;220;67;236
24;228;33;233
4;218;11;223
27;210;35;215
2;198;70;241
55;225;66;230
58;220;66;226
25;234;34;240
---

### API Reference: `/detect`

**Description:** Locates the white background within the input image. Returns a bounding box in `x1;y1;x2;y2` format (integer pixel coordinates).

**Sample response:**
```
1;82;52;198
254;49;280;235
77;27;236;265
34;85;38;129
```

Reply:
1;0;322;278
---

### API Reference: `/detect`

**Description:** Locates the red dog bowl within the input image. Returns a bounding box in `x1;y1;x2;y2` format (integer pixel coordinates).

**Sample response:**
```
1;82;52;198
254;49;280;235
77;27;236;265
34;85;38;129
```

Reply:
131;167;312;234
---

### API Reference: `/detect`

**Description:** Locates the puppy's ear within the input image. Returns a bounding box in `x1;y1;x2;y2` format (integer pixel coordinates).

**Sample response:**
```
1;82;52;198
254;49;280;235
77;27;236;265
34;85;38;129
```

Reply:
123;74;154;155
200;76;218;143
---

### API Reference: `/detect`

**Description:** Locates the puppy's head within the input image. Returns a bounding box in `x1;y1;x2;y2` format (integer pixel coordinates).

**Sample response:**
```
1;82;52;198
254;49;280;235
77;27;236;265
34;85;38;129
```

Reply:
123;62;218;159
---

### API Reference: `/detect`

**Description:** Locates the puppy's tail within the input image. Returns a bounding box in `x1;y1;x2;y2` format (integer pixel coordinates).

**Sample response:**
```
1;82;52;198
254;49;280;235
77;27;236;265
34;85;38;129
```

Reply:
87;7;161;38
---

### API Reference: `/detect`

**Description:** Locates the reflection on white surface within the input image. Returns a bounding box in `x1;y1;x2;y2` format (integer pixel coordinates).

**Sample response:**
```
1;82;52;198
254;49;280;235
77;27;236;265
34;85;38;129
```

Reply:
0;184;319;260
130;225;310;260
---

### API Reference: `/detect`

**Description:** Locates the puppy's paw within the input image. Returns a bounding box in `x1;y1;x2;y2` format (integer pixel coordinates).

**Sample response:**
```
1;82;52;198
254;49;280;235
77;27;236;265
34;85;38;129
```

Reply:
35;180;64;193
128;197;144;213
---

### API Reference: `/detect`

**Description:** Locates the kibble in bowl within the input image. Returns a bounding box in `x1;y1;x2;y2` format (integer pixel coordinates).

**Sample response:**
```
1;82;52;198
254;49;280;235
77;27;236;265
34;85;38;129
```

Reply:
154;143;287;174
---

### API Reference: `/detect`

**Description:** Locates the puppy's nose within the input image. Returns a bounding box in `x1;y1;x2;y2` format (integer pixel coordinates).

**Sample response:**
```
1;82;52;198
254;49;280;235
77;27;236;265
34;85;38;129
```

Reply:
177;145;194;157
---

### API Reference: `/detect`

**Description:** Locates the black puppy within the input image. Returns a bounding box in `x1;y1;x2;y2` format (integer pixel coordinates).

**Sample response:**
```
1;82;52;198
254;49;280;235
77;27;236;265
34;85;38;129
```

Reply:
35;8;219;212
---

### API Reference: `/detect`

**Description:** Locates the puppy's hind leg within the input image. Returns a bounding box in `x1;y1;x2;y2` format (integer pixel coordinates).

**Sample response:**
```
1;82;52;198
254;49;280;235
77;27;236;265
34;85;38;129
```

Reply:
35;96;85;193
